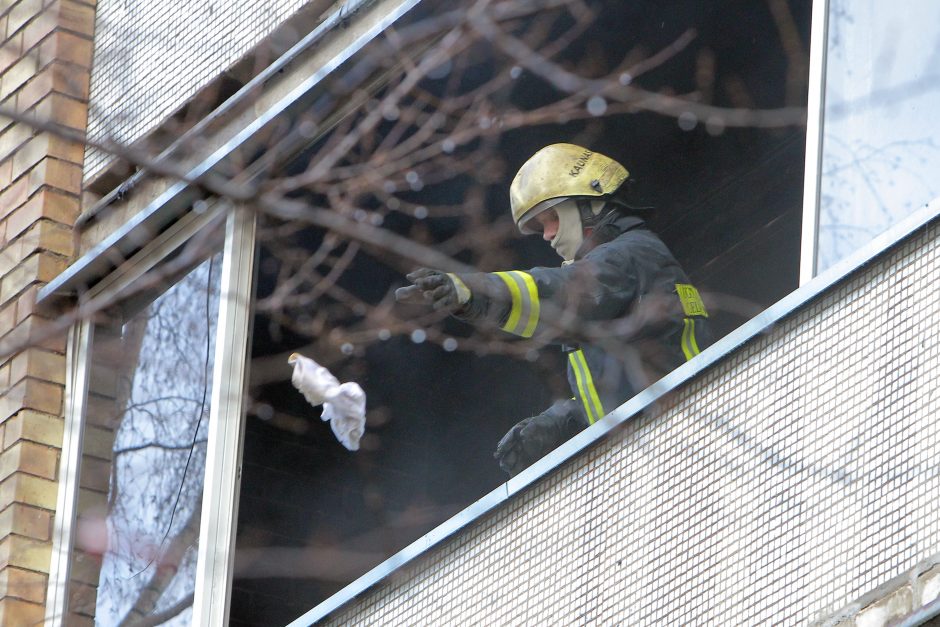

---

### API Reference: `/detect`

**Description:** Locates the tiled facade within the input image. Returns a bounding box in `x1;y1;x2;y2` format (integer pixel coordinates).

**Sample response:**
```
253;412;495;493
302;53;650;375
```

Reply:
318;219;940;625
83;0;309;182
0;0;94;622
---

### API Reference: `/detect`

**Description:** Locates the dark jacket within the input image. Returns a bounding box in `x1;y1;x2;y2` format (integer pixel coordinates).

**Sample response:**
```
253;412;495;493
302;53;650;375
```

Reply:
456;210;710;433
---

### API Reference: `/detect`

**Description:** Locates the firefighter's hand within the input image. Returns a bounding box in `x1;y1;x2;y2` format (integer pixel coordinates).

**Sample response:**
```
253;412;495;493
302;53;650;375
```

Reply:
494;417;532;476
395;268;470;311
494;413;568;477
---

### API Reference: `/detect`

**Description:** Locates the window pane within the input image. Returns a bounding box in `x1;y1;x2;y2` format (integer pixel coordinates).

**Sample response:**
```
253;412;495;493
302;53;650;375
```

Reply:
817;0;940;272
69;255;221;625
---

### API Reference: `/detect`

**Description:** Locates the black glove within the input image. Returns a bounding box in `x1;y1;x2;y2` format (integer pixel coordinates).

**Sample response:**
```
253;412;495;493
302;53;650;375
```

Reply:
395;268;470;311
494;407;581;477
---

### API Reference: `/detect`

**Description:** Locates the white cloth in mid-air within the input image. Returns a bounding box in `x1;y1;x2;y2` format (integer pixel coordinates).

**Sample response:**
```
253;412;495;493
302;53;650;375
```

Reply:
288;353;366;451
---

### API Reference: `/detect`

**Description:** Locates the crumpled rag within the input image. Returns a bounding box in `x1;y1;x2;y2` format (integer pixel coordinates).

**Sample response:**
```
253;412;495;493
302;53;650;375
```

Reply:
288;353;366;451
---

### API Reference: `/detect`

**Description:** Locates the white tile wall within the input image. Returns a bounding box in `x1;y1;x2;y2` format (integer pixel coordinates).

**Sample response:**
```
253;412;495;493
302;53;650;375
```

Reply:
321;221;940;624
84;0;310;182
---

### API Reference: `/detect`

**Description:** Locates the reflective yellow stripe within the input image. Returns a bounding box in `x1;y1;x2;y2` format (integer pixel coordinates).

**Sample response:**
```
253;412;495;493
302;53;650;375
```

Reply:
569;352;596;423
681;318;693;360
519;272;540;338
494;272;522;333
688;317;701;355
569;350;604;424
681;318;701;361
676;283;705;361
493;271;540;338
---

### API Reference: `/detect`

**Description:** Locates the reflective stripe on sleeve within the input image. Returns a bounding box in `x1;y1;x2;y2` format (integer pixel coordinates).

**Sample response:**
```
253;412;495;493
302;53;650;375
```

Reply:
569;349;605;424
493;271;540;338
681;318;701;361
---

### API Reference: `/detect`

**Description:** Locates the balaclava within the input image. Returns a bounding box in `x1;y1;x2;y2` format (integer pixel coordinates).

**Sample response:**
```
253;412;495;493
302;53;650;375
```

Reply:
550;198;606;262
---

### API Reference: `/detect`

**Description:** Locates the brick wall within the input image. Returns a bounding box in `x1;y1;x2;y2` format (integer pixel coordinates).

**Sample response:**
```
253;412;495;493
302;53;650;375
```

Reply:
0;0;93;622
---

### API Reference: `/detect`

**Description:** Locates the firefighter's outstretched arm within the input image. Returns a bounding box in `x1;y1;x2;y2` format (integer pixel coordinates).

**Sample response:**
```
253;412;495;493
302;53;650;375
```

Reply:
395;269;472;311
396;248;638;342
395;267;511;325
493;399;587;477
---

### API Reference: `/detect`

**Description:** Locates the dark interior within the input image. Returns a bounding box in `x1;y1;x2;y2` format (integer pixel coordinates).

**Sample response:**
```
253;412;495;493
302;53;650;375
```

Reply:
230;1;811;624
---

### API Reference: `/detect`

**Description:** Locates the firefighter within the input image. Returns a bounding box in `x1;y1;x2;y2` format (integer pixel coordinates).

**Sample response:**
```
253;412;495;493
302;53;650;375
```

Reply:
396;143;711;476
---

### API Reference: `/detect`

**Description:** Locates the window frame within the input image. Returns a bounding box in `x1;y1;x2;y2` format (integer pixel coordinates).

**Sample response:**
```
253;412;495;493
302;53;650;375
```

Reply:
799;0;830;285
44;204;257;626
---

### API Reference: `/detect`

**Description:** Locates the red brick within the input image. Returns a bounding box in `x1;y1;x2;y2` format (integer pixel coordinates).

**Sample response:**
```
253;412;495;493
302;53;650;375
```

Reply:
0;597;44;626
0;53;37;101
5;189;79;243
0;34;23;76
0;175;29;219
0;314;68;355
0;566;47;604
27;157;82;196
0;441;57;481
2;410;63;448
57;0;95;37
35;91;87;131
0;250;66;301
37;28;91;68
6;0;45;39
9;348;64;387
17;61;90;111
0;377;63;419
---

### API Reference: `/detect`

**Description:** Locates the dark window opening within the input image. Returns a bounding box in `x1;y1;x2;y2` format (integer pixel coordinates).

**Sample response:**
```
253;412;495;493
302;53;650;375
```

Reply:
231;1;811;624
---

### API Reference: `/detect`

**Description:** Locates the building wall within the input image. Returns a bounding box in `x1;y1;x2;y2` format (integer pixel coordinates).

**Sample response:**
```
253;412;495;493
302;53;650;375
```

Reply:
4;0;935;623
83;0;310;182
318;218;940;625
0;0;95;623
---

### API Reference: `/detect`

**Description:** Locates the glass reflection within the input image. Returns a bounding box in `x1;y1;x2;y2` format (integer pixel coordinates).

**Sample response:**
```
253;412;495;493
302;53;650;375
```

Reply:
69;255;221;626
818;0;940;272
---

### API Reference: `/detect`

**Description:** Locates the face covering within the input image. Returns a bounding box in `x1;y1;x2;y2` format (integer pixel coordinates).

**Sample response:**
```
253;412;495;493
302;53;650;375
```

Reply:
550;199;583;262
549;199;606;262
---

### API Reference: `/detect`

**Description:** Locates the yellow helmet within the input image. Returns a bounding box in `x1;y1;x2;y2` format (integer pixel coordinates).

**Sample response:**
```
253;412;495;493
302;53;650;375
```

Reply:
510;143;629;233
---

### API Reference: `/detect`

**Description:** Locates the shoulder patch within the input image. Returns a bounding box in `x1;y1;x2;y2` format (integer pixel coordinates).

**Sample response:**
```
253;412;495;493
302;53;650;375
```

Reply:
675;283;708;317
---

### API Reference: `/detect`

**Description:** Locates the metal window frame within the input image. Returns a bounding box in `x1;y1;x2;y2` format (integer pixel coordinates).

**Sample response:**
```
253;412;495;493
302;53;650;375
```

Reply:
192;207;257;625
43;205;256;627
44;323;91;626
799;0;831;285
